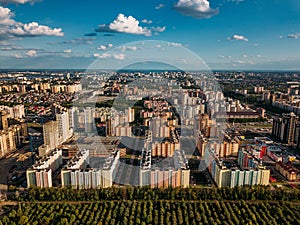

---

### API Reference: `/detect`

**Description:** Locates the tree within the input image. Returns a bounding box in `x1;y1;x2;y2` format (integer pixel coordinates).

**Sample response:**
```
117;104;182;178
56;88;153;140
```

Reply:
18;215;29;225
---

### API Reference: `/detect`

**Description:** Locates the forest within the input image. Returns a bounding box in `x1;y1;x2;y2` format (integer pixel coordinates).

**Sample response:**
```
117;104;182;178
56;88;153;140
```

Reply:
1;186;299;225
1;200;299;225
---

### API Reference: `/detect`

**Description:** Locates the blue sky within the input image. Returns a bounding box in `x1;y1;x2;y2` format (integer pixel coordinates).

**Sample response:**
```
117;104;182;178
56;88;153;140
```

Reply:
0;0;300;70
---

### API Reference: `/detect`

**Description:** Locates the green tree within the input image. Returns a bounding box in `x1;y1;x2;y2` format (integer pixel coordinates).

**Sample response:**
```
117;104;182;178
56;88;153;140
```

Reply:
18;215;29;225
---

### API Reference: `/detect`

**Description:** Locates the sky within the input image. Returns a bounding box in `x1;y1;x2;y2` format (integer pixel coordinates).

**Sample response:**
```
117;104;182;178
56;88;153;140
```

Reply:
0;0;300;70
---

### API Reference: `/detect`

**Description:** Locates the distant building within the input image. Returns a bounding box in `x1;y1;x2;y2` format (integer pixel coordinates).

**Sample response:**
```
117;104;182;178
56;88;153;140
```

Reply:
0;112;9;130
150;117;171;138
151;140;179;158
197;131;240;158
275;162;300;181
84;107;94;134
272;112;298;145
115;126;132;137
254;86;264;93
0;105;25;119
215;111;262;120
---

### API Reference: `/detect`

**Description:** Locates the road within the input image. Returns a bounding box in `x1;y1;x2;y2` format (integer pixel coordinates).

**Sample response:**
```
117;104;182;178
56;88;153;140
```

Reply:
0;145;30;194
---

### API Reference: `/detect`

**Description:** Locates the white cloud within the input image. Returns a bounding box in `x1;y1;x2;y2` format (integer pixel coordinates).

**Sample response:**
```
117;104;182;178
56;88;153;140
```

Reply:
141;19;152;24
63;49;72;53
155;3;165;10
93;52;125;60
227;34;248;41
25;50;36;57
232;60;257;66
152;26;166;33
13;54;24;58
234;60;246;64
174;0;219;19
287;33;299;39
11;22;63;37
97;44;113;51
93;53;111;59
242;54;247;58
0;0;37;4
0;6;15;25
96;14;152;36
113;53;125;60
168;42;182;47
218;55;225;58
97;45;108;51
279;33;300;40
120;46;137;52
0;6;63;40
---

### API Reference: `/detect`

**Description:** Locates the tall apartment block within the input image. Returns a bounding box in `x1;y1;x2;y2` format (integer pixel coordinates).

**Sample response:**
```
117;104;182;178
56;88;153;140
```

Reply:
272;112;299;146
206;148;270;188
61;150;120;189
139;147;190;188
26;149;63;188
38;121;60;157
0;110;27;158
39;106;73;157
197;131;240;158
84;107;94;134
57;110;72;143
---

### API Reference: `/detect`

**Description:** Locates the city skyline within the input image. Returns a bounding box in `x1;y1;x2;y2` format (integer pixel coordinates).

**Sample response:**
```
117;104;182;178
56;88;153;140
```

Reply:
0;0;300;70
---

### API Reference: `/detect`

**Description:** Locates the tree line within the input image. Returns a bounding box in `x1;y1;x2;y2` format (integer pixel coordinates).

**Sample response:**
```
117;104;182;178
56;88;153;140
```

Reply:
10;186;300;202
